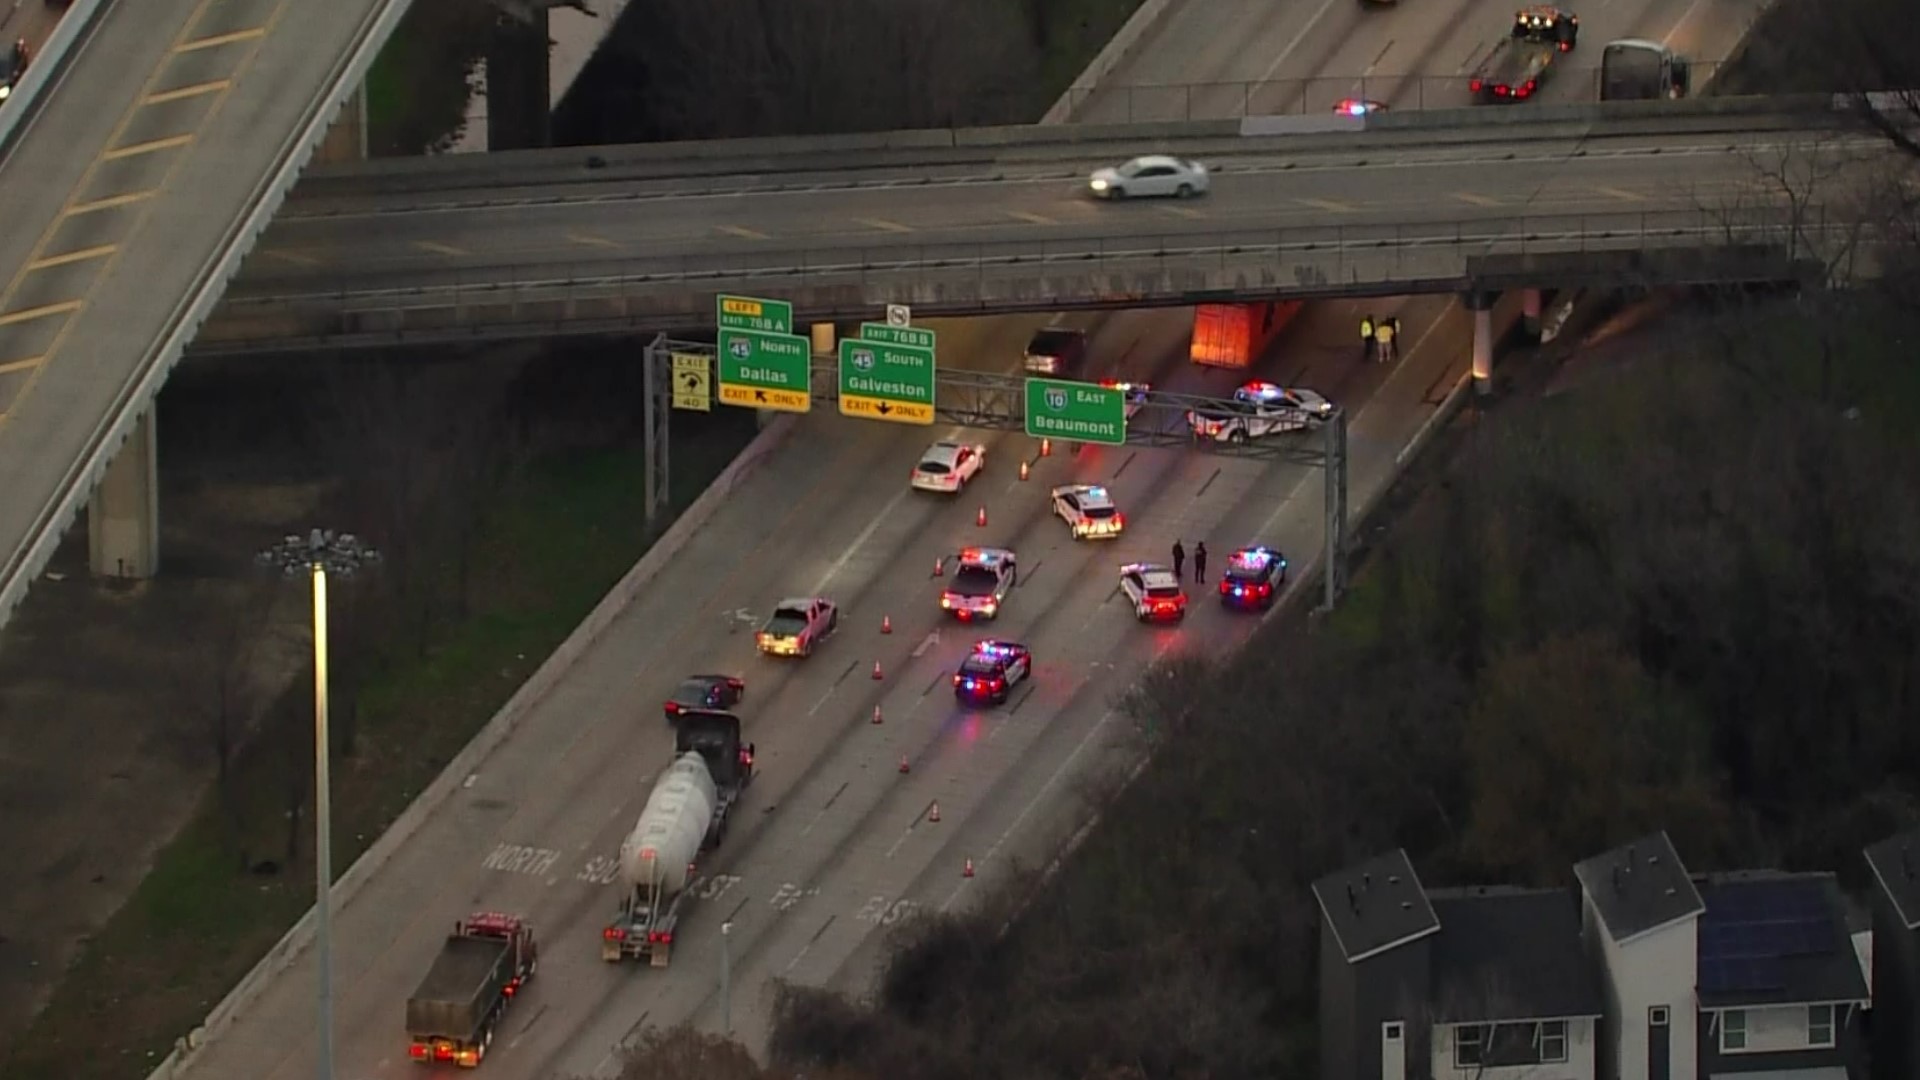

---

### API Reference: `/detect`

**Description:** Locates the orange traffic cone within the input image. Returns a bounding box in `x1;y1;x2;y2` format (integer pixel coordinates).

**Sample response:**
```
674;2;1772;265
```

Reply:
962;858;975;878
932;557;944;577
898;754;911;774
872;705;884;724
872;661;884;680
881;614;892;634
976;506;988;527
1019;460;1030;481
1040;438;1053;457
928;801;941;823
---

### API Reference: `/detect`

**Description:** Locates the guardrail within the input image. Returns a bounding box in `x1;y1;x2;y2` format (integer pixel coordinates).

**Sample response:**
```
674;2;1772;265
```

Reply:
227;206;1831;304
0;0;108;153
1053;64;1731;122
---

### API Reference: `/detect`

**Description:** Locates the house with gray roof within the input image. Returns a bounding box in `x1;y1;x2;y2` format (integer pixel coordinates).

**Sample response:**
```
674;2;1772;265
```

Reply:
1864;828;1920;1080
1313;850;1603;1080
1575;831;1708;1080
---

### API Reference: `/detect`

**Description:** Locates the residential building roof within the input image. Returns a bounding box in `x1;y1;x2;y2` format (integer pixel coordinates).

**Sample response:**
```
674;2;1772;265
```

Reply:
1694;871;1869;1009
1426;885;1605;1023
1311;848;1441;964
1573;831;1704;944
1863;828;1920;931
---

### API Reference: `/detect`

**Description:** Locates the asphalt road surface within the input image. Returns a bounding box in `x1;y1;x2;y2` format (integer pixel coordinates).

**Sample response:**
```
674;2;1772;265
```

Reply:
168;286;1519;1079
1077;0;1772;120
232;126;1873;298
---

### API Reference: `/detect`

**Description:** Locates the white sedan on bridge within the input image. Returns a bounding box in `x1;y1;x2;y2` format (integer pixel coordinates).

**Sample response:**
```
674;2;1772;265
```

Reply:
1089;156;1211;200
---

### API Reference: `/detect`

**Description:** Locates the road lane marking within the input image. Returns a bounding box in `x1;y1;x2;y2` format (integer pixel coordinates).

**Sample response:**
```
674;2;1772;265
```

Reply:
177;26;267;52
808;486;912;594
781;915;837;974
717;224;771;240
1295;197;1355;212
67;190;157;214
0;301;83;327
857;217;914;233
144;79;230;105
261;248;321;266
1158;206;1205;220
1008;210;1055;225
566;231;619;248
0;356;46;375
28;246;115;271
1594;185;1648;202
1453;192;1503;207
412;239;469;257
103;133;194;160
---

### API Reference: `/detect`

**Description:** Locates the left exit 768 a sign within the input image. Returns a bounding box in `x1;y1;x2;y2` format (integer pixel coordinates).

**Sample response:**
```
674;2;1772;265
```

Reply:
716;294;793;335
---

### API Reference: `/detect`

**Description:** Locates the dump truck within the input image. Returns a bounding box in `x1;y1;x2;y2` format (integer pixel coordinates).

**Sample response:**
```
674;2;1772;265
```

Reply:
1470;6;1579;104
1600;39;1690;100
405;912;538;1068
1190;301;1302;368
603;710;755;967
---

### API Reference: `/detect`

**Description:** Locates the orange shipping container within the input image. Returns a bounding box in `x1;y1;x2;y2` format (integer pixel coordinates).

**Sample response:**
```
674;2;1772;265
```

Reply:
1189;301;1303;368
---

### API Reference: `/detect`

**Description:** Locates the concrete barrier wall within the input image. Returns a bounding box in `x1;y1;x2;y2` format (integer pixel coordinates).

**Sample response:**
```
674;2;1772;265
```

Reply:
144;408;800;1080
0;0;108;152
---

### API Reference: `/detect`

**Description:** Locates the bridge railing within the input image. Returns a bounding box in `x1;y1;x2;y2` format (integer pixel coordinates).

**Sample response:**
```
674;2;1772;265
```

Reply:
219;204;1828;309
1055;64;1728;121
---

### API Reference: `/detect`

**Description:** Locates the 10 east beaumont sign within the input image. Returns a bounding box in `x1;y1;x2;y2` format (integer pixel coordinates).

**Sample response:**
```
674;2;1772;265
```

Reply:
1024;377;1126;446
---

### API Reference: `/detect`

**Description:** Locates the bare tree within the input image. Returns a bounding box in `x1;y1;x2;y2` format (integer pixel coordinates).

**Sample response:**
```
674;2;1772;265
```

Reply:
166;580;283;863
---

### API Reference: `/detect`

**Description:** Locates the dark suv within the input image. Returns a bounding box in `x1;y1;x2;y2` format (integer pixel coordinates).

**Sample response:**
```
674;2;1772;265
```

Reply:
1024;327;1088;376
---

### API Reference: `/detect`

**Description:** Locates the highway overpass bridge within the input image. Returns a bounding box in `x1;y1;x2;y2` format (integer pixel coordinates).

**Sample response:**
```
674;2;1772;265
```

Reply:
0;0;408;631
195;99;1883;357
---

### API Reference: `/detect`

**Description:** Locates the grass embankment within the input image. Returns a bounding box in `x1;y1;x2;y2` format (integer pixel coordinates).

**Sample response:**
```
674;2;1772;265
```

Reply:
3;420;753;1080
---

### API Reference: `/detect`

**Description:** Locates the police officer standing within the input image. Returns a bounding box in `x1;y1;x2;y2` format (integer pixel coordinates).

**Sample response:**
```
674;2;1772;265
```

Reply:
1193;542;1209;583
1359;313;1375;362
1171;540;1186;579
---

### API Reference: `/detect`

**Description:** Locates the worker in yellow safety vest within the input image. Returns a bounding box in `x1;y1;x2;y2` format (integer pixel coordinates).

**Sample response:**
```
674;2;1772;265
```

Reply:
1375;317;1397;363
1359;314;1375;361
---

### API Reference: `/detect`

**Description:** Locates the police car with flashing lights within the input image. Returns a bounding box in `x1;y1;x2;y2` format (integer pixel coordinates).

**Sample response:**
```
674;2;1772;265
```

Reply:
1186;382;1334;444
1101;380;1152;419
952;640;1032;705
941;547;1018;621
1051;484;1126;540
662;674;745;721
1220;546;1289;609
911;441;986;493
1118;563;1188;622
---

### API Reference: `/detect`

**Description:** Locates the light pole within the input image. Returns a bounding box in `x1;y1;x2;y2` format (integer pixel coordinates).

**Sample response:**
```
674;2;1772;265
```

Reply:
256;528;380;1080
720;920;733;1035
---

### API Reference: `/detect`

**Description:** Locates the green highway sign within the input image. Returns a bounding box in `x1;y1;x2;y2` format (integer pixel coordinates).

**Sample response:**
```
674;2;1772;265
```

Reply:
1024;377;1126;446
839;338;935;425
718;328;811;413
716;294;794;335
860;322;936;350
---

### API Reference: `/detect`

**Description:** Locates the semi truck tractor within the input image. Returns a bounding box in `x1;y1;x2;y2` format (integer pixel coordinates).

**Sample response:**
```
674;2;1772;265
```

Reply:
405;912;538;1068
602;710;755;967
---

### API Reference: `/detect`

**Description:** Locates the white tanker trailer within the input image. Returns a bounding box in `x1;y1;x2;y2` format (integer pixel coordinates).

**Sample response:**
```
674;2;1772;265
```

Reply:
602;710;754;967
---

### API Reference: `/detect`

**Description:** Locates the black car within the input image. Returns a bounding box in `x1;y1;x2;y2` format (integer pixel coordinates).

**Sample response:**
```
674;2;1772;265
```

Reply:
952;640;1032;705
1219;546;1288;610
1024;327;1088;376
663;674;744;721
0;40;30;97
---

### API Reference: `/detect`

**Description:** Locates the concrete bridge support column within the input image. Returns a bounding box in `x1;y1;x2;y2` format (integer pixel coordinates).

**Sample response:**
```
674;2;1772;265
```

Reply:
89;409;159;580
487;9;552;151
1468;291;1497;397
314;83;369;164
1521;288;1543;342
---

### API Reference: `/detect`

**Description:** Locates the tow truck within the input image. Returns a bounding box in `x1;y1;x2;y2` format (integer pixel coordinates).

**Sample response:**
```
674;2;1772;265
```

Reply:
1470;6;1579;104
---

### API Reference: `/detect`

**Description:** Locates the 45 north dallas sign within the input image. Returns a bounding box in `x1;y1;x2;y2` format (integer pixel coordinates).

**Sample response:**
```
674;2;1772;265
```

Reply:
1024;377;1126;446
838;337;935;425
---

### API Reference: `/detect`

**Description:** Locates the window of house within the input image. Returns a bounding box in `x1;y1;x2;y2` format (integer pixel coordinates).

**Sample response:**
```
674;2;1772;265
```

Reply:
1384;1022;1403;1041
1808;1004;1836;1048
1538;1020;1569;1063
1649;1006;1670;1027
1721;1009;1748;1052
1455;1025;1485;1069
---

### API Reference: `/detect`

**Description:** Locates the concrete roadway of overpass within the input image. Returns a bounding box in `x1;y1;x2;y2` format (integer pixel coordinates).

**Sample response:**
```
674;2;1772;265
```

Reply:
0;0;406;633
196;108;1881;354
